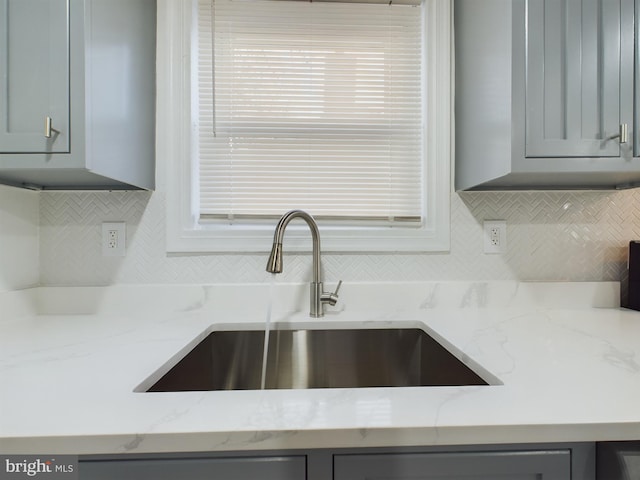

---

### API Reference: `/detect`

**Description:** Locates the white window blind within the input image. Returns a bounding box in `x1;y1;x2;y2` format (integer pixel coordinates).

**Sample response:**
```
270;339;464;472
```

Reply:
197;0;424;224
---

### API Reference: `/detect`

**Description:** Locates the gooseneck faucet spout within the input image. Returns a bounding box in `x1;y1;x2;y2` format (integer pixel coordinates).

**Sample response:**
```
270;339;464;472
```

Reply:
266;210;341;317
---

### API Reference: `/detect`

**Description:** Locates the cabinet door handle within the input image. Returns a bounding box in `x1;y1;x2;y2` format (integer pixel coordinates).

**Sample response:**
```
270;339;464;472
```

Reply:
609;124;629;144
45;116;60;138
619;123;628;144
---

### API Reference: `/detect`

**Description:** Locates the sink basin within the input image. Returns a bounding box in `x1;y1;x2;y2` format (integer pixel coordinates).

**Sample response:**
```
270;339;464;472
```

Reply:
144;328;491;391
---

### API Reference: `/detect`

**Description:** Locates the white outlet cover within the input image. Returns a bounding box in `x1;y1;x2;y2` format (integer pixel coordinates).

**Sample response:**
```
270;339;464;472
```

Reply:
483;220;506;254
102;222;126;257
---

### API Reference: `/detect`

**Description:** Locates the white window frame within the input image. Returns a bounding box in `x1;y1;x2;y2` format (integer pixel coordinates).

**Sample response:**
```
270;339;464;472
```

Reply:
159;0;452;253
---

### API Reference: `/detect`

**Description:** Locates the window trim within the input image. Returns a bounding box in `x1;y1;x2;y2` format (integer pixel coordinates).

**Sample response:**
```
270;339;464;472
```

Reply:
160;0;451;253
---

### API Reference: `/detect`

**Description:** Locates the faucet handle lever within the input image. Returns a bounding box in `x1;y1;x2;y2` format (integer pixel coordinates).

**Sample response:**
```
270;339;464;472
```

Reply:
322;280;342;307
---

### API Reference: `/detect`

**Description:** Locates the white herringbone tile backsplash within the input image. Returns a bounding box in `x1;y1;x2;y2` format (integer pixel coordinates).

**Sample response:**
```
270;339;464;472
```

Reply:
39;190;640;285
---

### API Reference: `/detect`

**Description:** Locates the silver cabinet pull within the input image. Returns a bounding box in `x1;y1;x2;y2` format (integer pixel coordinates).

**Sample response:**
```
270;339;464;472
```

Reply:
619;123;629;144
45;117;52;138
609;124;629;144
45;116;60;138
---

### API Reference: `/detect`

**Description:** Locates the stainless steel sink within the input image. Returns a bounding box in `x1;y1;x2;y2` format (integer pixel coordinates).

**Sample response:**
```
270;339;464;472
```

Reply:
145;328;490;391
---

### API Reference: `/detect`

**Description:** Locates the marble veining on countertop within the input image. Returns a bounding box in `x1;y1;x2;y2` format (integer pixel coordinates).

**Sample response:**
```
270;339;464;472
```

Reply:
1;281;639;454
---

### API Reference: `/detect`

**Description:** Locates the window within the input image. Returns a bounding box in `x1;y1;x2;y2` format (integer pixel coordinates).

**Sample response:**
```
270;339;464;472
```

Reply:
161;0;451;253
200;0;422;222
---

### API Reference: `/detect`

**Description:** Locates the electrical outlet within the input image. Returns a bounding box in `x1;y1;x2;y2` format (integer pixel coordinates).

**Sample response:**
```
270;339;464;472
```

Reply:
483;220;506;254
102;222;126;257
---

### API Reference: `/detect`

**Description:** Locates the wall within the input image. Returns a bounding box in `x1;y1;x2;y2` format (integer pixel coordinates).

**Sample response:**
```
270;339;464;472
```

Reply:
32;0;638;289
38;188;638;286
0;185;39;292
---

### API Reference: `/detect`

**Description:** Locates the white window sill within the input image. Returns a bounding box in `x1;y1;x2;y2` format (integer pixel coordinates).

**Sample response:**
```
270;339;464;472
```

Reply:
166;221;451;253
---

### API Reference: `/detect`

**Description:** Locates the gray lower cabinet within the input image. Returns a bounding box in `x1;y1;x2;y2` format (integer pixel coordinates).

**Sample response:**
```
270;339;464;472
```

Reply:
334;450;570;480
0;0;156;190
79;455;306;480
597;441;640;479
79;444;595;480
455;0;640;191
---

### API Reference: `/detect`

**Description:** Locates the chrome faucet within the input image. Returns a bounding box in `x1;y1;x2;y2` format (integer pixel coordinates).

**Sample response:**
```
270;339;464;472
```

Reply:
266;210;341;317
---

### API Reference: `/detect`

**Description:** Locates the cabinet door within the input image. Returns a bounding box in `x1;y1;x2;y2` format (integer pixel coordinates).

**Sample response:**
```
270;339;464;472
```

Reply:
78;455;306;480
0;0;69;153
334;450;571;480
525;0;625;158
597;441;640;479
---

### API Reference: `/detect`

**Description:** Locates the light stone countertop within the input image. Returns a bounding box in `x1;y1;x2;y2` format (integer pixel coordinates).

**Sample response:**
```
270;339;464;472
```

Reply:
1;281;639;455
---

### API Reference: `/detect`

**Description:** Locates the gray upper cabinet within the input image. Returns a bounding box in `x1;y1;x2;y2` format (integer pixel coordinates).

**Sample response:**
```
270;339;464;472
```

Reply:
526;0;628;158
455;0;640;190
0;0;155;190
0;0;69;154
